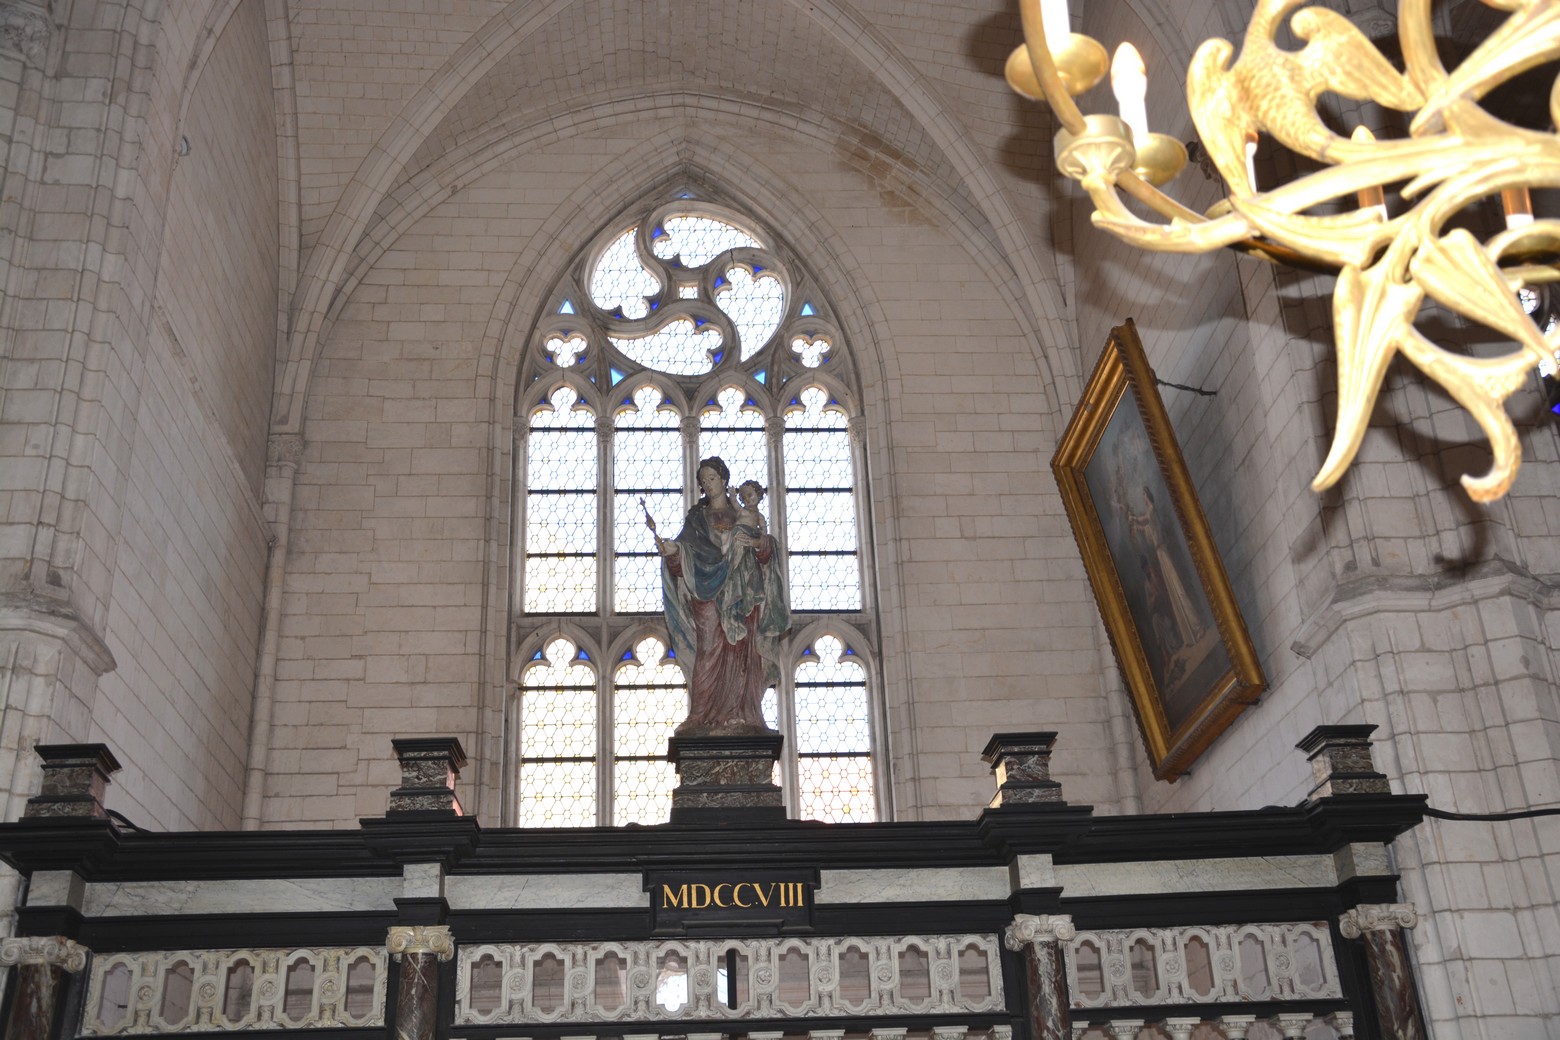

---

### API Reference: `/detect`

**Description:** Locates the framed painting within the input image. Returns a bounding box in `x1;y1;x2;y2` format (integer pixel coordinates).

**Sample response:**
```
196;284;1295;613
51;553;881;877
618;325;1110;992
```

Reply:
1051;319;1265;781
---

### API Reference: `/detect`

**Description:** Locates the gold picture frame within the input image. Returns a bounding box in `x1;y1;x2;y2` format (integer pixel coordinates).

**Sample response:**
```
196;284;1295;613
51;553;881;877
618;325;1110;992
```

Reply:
1051;319;1266;781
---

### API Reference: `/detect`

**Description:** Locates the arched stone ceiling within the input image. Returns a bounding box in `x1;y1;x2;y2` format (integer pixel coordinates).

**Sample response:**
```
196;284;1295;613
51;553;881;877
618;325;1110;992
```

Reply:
396;0;969;211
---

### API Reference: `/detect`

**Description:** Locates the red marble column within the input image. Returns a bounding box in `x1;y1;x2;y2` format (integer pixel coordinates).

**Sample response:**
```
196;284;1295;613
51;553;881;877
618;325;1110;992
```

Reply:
1004;914;1075;1040
0;937;89;1040
387;925;454;1040
1340;903;1428;1040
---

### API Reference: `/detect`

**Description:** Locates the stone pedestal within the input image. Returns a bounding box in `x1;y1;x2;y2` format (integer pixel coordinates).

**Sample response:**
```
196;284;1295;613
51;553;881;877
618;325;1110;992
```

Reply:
982;732;1065;807
387;738;465;815
668;732;785;823
25;744;121;819
1296;725;1390;799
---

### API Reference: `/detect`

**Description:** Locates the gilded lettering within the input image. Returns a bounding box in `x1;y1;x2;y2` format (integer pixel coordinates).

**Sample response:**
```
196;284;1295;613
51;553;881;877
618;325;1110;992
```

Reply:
662;883;689;908
690;883;712;909
753;882;774;907
732;883;752;908
714;883;732;907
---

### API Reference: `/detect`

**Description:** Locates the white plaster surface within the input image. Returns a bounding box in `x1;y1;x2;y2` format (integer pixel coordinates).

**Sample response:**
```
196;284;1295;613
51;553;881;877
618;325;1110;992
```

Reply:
1054;856;1337;897
84;877;401;916
445;873;646;910
816;866;1009;904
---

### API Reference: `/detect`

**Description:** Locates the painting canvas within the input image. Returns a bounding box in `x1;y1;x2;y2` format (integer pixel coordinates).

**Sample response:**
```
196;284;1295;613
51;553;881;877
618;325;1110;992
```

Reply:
1052;320;1265;780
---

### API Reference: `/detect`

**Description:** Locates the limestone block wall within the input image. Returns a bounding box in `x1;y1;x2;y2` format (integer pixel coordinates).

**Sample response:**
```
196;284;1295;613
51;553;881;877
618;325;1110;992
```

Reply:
0;0;276;830
263;113;1119;827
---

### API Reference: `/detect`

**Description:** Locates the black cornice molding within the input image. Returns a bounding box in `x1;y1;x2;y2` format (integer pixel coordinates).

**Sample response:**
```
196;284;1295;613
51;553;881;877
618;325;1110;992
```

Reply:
0;795;1428;883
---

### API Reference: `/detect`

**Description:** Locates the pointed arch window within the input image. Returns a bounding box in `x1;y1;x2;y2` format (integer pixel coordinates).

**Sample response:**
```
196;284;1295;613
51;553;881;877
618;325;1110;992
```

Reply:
514;195;882;825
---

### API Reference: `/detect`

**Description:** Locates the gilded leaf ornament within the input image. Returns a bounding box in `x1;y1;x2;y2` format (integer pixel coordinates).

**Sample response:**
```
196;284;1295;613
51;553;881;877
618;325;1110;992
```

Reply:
1011;0;1560;500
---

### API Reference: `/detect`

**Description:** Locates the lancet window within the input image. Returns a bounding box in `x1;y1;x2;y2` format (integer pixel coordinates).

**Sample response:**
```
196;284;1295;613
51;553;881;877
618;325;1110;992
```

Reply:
514;195;881;827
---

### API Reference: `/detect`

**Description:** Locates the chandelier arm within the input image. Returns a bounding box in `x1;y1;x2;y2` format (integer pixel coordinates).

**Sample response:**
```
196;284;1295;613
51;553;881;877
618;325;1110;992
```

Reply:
1017;0;1086;134
1413;1;1560;134
1114;169;1216;224
1397;0;1447;98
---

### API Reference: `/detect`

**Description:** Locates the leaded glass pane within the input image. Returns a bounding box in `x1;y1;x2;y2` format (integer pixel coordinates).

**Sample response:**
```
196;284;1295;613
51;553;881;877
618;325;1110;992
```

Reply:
612;637;685;826
519;761;596;827
525;493;597;553
524;555;597;614
609;319;722;376
796;755;875;823
788;553;861;612
615;491;680;552
613;555;664;614
700;387;767;489
546;334;586;367
613;760;677;825
795;637;870;753
785;492;858;552
715;266;784;360
519;639;599;827
651;215;762;266
590;228;658;319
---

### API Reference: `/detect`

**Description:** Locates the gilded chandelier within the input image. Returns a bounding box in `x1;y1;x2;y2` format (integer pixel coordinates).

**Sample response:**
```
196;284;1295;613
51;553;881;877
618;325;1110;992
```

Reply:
1008;0;1560;501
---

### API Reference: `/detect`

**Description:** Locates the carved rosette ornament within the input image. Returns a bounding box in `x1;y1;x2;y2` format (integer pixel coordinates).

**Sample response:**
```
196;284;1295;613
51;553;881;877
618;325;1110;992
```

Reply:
0;936;88;972
386;925;455;961
1004;915;1075;1040
1338;903;1428;1040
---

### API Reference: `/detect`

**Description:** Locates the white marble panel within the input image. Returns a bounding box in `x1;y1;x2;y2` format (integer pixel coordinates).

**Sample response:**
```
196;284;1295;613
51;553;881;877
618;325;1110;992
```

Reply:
1055;855;1337;897
26;870;85;908
1334;843;1393;879
816;866;1009;903
445;872;646;909
1013;854;1056;889
84;876;401;916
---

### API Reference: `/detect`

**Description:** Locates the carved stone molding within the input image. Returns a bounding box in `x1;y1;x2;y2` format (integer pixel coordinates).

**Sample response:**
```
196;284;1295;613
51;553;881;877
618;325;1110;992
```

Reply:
266;433;305;468
0;591;118;676
387;925;455;961
0;936;89;972
764;414;785;440
0;2;51;67
1004;914;1076;950
1339;903;1418;938
847;415;868;445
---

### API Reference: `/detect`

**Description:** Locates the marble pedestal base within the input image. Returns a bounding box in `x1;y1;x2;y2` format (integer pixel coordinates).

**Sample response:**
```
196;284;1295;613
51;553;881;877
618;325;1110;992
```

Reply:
668;732;785;824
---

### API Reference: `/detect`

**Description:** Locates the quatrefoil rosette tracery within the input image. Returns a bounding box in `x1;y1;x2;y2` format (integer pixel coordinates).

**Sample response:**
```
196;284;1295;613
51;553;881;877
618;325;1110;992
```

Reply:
522;199;854;406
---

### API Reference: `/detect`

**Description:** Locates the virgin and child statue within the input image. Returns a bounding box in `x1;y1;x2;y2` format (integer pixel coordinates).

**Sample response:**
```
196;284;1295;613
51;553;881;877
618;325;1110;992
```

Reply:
645;456;790;736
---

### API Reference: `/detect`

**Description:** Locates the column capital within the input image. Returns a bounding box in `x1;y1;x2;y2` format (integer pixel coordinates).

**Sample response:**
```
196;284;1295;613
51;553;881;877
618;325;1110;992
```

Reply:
1004;913;1076;950
1339;902;1418;938
266;433;305;468
386;924;454;961
0;936;88;972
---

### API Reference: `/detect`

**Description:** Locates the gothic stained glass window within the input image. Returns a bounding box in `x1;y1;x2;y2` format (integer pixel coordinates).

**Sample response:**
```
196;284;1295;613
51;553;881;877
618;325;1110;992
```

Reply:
514;194;880;826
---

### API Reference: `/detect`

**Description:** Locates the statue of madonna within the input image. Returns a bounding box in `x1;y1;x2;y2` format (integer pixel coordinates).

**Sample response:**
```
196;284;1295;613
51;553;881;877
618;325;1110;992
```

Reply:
648;456;790;735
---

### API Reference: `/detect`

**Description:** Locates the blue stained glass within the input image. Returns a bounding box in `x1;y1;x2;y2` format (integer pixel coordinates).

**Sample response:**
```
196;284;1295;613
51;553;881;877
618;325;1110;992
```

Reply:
713;351;724;364
752;264;764;274
650;300;659;311
694;317;707;327
532;649;544;660
714;276;726;288
678;192;693;198
653;225;666;237
579;649;591;660
755;370;766;384
611;368;626;385
560;300;575;314
800;302;815;316
623;650;634;660
611;307;626;319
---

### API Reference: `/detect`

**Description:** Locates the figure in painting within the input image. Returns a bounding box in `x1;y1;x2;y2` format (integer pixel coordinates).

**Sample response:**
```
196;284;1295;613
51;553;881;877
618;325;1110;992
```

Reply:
646;457;790;735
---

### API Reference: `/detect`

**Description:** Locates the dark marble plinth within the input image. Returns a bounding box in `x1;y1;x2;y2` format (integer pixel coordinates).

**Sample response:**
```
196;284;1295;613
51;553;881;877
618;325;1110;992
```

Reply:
668;732;785;823
1297;725;1391;799
982;732;1065;807
387;737;466;815
25;744;122;819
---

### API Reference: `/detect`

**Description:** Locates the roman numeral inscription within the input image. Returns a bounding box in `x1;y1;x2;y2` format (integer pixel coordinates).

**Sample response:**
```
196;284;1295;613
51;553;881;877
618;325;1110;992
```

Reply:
645;871;817;933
